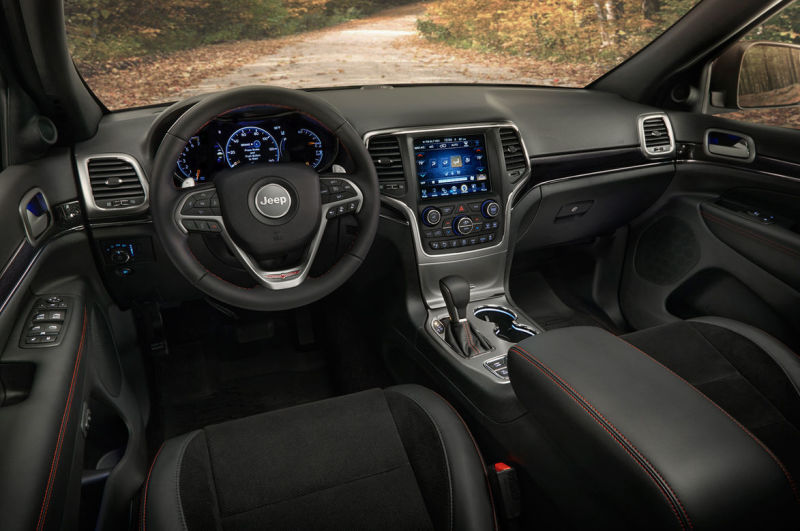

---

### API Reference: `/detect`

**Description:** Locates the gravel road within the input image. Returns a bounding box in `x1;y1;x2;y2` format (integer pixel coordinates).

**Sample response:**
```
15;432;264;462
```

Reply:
181;4;546;96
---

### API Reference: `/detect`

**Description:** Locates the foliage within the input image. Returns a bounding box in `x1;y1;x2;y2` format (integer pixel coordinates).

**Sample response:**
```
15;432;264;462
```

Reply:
65;0;415;68
746;3;800;45
417;0;701;69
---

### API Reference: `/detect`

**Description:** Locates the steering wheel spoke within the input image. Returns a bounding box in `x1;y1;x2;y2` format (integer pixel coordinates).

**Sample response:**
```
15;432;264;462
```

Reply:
173;178;364;291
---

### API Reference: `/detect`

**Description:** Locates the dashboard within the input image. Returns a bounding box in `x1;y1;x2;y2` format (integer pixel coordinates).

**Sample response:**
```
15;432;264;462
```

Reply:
172;107;339;187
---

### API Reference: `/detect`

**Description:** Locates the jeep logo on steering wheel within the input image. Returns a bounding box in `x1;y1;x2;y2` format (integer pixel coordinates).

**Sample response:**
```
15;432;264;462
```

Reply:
254;183;292;218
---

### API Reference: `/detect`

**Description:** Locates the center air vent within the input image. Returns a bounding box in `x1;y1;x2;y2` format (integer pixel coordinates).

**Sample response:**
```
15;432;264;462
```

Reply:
84;155;147;210
638;114;675;158
367;135;406;197
499;127;528;181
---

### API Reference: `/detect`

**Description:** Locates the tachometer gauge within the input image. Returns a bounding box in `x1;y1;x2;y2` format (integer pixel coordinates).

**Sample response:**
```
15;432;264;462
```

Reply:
296;128;325;169
176;136;203;186
225;126;280;168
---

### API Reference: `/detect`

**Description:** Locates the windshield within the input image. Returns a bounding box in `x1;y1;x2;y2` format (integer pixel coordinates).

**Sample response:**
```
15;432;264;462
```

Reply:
65;0;701;110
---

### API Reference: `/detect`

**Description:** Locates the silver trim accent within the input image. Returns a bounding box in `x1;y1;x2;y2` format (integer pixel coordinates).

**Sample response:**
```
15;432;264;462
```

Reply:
677;159;800;185
637;113;676;159
76;153;150;217
363;122;531;264
175;178;363;290
0;240;27;281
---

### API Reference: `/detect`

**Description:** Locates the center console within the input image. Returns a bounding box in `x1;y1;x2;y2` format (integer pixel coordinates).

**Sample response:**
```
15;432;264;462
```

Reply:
364;122;538;384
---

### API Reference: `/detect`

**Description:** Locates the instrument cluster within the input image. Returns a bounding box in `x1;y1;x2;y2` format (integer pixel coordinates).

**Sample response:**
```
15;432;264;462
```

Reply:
173;108;339;187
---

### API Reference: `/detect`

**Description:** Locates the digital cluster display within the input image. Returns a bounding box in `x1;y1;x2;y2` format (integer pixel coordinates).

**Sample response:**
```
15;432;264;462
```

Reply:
413;135;490;199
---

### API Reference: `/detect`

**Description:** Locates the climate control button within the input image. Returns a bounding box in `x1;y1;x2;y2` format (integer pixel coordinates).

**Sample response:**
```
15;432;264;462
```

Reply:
422;207;442;227
482;200;501;218
453;215;474;235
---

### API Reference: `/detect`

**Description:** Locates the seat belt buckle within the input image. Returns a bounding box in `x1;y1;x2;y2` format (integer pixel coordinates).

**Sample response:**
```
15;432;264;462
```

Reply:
489;462;521;520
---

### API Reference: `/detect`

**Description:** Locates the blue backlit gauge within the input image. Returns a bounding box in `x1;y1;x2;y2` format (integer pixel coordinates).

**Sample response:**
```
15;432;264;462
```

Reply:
296;128;325;169
176;136;202;183
225;126;280;168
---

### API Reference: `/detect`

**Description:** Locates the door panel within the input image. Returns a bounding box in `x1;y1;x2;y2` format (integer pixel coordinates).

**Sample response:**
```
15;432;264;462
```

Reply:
0;151;148;530
620;115;800;351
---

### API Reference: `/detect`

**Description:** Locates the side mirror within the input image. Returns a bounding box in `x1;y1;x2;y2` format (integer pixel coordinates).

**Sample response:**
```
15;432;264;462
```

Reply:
710;41;800;109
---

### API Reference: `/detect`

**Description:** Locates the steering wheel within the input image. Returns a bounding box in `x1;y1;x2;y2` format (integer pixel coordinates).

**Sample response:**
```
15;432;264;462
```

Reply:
150;86;379;311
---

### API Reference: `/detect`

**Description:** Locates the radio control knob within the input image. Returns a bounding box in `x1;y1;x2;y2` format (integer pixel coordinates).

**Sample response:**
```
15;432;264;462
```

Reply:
482;200;500;219
422;207;442;227
453;215;474;235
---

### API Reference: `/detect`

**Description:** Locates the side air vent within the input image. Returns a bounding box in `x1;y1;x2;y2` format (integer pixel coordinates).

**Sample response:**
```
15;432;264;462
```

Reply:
499;127;528;181
367;135;406;197
81;154;148;213
638;114;675;158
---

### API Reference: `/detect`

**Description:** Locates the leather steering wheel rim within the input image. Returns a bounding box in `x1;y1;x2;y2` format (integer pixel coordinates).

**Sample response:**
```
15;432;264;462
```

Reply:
150;86;379;311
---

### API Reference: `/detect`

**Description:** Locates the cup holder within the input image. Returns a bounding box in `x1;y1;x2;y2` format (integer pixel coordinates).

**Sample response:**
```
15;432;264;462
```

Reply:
474;306;536;343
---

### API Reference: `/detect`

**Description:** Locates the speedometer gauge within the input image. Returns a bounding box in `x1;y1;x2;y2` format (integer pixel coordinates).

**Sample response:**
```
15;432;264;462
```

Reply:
176;136;202;184
296;128;325;169
225;126;280;168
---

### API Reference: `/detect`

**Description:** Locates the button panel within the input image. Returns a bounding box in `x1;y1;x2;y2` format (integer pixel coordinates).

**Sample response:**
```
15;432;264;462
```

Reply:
484;355;509;379
320;177;360;220
21;297;70;348
418;197;503;253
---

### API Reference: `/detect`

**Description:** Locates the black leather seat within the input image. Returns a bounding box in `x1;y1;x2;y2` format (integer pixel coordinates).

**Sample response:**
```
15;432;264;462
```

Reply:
140;385;496;531
622;316;800;487
508;317;800;530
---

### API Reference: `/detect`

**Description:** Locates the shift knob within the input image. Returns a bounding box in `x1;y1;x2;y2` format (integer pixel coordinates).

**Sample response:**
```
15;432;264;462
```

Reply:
439;275;470;322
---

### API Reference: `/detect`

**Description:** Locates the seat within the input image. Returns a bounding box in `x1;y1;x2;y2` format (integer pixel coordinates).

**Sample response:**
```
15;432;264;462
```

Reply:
508;317;800;530
140;385;496;531
622;316;800;485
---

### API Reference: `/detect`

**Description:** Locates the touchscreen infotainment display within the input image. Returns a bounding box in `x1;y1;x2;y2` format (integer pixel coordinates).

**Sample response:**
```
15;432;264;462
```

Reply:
413;134;489;199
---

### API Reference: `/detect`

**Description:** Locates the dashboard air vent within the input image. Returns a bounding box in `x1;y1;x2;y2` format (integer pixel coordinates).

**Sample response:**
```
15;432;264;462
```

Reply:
499;127;527;181
639;114;675;157
367;135;406;197
86;156;147;209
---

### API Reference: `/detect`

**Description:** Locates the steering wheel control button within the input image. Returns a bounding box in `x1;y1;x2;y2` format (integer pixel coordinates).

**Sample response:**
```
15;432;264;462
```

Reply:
482;200;501;218
254;183;292;219
454;216;474;235
422;207;442;227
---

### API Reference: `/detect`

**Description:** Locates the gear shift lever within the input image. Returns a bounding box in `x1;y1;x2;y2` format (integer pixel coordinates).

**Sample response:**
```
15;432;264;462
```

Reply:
438;275;491;358
439;276;470;322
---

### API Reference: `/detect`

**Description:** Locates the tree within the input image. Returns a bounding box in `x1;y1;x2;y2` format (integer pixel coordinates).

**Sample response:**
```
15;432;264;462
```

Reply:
642;0;660;20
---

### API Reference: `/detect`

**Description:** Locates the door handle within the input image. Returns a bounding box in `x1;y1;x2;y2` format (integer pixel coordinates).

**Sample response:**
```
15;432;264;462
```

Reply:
19;188;52;245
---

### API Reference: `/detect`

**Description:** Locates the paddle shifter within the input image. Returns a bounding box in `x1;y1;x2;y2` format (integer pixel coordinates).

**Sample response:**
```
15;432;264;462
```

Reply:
439;275;492;358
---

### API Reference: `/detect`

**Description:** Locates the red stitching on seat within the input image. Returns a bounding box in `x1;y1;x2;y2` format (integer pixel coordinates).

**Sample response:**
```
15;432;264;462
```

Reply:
140;444;165;531
618;336;800;505
36;307;88;531
510;345;691;531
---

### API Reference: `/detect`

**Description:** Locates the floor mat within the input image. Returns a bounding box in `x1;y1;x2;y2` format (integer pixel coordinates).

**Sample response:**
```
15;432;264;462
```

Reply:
150;302;335;439
511;270;626;335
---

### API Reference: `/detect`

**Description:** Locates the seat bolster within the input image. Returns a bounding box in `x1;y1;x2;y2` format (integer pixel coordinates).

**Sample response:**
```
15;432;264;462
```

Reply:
387;384;497;531
141;431;201;531
690;316;800;396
